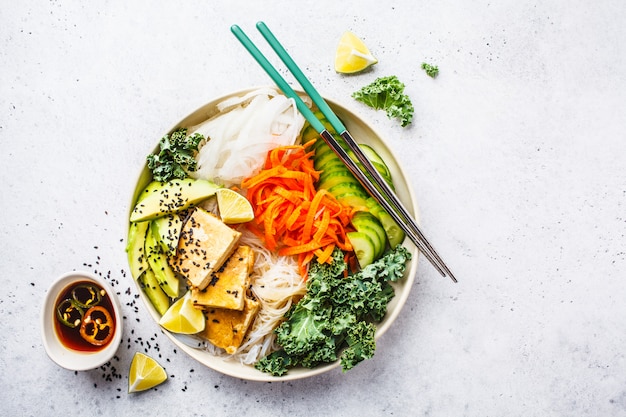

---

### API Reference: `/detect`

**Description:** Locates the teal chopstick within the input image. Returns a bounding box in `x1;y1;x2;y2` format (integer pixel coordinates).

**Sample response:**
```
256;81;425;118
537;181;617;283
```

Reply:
255;21;346;135
230;25;325;134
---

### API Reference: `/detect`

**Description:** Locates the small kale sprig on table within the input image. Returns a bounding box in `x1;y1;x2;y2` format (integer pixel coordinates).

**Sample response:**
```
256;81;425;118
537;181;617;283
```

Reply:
147;128;204;182
352;75;414;127
255;245;412;377
421;62;439;78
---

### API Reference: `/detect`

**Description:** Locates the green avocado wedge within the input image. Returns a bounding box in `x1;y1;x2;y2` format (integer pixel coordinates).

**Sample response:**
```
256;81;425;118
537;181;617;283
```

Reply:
151;214;182;257
144;224;180;299
138;269;170;316
130;178;220;222
126;220;150;280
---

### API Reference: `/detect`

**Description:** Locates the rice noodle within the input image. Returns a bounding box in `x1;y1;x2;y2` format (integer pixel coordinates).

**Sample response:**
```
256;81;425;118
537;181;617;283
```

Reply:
189;87;307;187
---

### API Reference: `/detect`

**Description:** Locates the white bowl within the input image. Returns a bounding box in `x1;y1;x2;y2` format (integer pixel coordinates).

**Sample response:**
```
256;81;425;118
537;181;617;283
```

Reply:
41;271;123;371
128;87;419;381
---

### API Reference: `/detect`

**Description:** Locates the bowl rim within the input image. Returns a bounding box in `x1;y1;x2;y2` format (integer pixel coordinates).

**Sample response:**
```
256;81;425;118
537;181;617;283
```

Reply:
41;270;123;371
127;86;420;381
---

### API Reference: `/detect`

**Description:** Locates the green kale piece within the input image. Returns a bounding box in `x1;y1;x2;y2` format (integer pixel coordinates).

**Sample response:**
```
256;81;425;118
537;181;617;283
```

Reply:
351;75;414;127
255;245;412;376
254;350;295;377
421;62;439;78
147;127;204;182
340;321;377;371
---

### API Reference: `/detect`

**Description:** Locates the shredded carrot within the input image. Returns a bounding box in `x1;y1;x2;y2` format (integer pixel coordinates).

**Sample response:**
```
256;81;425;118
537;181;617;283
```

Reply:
242;140;354;278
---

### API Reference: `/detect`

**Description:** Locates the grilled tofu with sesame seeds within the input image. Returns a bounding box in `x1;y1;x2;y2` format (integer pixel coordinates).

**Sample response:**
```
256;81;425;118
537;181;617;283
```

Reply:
201;296;260;354
191;245;254;310
173;207;241;290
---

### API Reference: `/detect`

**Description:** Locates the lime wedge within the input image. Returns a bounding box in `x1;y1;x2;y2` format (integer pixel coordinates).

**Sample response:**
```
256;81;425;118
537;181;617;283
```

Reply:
128;352;167;393
158;291;205;334
216;188;254;224
334;31;378;74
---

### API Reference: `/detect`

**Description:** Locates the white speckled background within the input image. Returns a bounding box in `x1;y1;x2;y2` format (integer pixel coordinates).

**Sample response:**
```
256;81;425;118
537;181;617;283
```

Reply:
2;1;626;416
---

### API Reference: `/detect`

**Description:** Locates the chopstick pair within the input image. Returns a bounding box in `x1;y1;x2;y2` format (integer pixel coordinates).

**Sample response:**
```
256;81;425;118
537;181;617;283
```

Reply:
231;22;457;283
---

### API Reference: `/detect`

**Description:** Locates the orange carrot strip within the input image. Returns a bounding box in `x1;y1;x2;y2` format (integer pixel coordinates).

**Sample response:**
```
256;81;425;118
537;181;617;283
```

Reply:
312;209;331;242
315;243;335;264
241;165;284;189
278;240;324;256
302;190;325;242
242;140;354;277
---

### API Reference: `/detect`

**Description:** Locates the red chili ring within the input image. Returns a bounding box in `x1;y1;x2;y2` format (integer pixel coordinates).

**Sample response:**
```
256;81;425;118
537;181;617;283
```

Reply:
79;305;115;346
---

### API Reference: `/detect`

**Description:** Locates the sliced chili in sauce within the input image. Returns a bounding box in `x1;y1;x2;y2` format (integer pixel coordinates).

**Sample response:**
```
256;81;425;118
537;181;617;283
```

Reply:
54;280;116;351
79;306;114;346
71;284;102;309
56;299;84;328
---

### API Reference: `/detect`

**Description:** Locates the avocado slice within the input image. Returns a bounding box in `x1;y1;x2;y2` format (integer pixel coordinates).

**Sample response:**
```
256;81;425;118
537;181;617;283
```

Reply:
151;214;182;257
130;178;220;222
138;269;170;316
126;220;150;280
144;224;180;299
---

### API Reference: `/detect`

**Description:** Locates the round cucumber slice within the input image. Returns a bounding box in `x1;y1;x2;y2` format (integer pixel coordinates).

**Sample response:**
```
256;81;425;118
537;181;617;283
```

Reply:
351;211;387;258
346;231;376;268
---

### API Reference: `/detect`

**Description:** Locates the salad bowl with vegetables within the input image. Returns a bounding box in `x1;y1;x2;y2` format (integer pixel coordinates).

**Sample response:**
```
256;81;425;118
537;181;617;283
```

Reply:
126;87;419;381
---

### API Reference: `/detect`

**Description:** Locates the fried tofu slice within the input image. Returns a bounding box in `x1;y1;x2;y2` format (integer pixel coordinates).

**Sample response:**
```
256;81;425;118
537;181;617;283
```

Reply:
201;296;260;354
173;207;241;290
191;245;254;311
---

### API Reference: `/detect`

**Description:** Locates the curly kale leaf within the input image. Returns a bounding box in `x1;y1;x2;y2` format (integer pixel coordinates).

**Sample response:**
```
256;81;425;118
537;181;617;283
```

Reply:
361;244;411;283
255;245;411;376
275;302;331;357
298;336;339;369
421;62;439;78
254;350;295;377
352;75;414;127
147;127;204;182
340;321;377;371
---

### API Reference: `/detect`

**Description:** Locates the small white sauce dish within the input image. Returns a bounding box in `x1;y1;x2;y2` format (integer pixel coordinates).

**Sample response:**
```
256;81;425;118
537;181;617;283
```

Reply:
41;271;123;371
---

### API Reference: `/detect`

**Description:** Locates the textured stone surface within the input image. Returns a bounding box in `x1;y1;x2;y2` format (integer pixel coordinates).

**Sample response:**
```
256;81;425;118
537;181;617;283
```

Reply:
2;1;625;416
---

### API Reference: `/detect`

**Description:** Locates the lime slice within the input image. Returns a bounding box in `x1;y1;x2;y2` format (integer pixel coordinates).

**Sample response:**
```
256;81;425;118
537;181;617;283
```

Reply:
158;291;205;334
128;352;167;393
216;188;254;224
334;31;378;74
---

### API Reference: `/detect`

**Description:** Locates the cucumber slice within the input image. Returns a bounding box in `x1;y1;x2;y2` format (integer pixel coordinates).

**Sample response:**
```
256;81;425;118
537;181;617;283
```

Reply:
347;231;376;268
351;211;387;259
318;163;354;187
138;269;170;315
345;145;394;191
318;159;349;176
328;182;368;198
366;197;406;248
318;171;360;190
302;124;319;142
335;192;369;209
314;146;342;170
357;225;384;259
360;144;392;178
